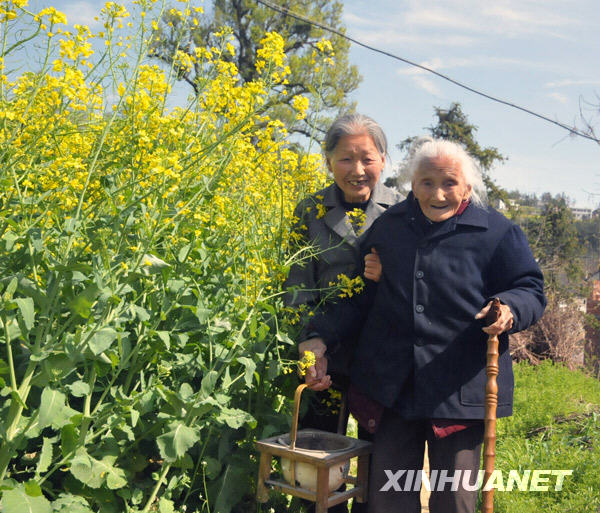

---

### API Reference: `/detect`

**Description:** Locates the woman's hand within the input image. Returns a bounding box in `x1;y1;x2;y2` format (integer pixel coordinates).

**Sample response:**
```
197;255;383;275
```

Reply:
475;300;514;335
364;247;382;282
298;338;331;391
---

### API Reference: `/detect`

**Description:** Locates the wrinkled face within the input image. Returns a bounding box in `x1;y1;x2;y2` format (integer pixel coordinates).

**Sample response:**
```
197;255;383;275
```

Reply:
327;133;384;203
412;155;472;222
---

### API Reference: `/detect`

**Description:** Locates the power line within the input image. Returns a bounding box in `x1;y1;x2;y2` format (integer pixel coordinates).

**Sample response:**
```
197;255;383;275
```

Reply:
256;0;600;144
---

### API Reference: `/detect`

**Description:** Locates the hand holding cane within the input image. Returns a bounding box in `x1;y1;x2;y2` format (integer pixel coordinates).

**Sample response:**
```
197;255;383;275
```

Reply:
482;297;502;513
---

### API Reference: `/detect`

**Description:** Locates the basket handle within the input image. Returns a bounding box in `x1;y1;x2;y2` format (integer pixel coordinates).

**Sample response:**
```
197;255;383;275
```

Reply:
290;383;308;450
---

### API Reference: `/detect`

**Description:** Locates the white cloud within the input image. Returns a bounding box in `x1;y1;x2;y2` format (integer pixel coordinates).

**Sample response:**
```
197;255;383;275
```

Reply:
353;29;475;48
395;55;555;78
61;1;101;28
346;0;586;44
546;92;569;104
484;4;579;31
412;75;442;97
545;79;600;88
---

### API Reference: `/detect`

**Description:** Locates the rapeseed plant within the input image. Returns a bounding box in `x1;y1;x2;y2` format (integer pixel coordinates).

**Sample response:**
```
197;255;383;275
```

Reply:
0;1;342;511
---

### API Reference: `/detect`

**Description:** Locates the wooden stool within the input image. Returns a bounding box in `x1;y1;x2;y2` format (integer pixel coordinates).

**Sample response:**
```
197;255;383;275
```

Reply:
256;385;372;512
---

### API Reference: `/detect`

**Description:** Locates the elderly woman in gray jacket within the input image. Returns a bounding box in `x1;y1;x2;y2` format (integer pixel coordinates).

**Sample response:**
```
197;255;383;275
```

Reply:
284;114;400;313
284;113;401;513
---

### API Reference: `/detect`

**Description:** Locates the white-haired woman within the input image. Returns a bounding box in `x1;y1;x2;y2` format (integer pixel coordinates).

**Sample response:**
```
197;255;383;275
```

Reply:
300;139;546;513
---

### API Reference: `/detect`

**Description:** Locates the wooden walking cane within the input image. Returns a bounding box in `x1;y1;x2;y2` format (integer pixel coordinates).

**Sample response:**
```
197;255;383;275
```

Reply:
482;297;502;513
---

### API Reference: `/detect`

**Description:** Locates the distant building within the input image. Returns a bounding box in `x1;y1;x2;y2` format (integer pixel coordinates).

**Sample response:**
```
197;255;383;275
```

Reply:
492;198;506;210
570;207;593;220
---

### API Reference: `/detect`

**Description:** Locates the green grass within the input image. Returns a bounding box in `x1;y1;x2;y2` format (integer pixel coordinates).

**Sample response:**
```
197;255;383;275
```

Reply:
493;361;600;512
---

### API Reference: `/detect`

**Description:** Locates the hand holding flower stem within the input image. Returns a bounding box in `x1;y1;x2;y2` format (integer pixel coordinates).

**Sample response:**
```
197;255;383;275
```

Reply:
298;338;331;391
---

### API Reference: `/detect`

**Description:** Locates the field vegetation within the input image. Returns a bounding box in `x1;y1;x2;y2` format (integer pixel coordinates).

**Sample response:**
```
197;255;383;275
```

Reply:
0;1;331;511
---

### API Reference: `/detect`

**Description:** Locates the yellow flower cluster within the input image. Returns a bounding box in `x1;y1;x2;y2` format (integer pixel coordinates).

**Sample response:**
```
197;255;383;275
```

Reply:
297;350;316;376
291;94;310;120
322;387;342;412
255;31;291;84
310;37;336;71
329;274;365;298
347;207;367;234
0;0;27;21
0;1;327;307
315;203;327;219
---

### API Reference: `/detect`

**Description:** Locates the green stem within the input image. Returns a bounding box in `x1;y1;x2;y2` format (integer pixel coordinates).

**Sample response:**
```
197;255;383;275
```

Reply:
78;365;97;445
0;356;39;479
1;314;18;392
141;462;172;513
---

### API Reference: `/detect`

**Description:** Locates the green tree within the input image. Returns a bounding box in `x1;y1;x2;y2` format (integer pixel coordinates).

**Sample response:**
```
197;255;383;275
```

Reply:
575;214;600;274
149;0;361;140
388;102;508;204
524;195;584;291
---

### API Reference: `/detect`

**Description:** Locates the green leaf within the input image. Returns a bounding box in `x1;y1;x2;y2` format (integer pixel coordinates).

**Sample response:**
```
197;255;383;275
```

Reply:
155;330;170;349
38;388;77;429
200;370;218;398
87;327;118;355
61;424;78;458
67;380;90;398
203;456;222;479
1;483;52;513
102;459;127;489
2;230;19;252
167;279;185;293
50;493;93;513
275;332;294;345
24;480;42;497
14;297;35;331
3;277;18;301
141;253;170;273
216;408;256;429
179;382;193;400
36;438;53;475
11;390;27;409
158;498;175;513
69;284;100;319
132;304;150;322
237;357;256;388
69;449;127;490
177;244;191;263
70;449;102;488
213;463;248;513
156;423;199;462
130;408;139;428
0;357;9;376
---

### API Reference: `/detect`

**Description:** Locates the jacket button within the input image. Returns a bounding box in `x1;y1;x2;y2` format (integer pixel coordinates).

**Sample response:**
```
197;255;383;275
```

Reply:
415;270;424;279
415;338;425;346
415;304;425;313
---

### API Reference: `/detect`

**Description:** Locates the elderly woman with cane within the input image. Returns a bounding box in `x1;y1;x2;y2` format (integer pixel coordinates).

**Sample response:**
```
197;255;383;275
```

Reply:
300;139;546;513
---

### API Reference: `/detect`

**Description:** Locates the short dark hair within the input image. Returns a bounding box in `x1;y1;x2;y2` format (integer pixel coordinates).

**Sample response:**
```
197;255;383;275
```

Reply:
324;113;388;160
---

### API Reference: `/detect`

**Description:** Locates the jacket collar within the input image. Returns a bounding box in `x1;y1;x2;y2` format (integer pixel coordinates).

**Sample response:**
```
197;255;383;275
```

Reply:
322;181;397;208
322;182;399;247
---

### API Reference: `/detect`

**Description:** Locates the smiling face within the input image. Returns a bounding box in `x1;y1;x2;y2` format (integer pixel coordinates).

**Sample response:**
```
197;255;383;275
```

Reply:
327;133;384;203
412;155;472;222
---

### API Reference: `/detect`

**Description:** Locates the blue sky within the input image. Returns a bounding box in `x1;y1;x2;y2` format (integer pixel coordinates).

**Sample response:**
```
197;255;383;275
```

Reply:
28;0;600;207
342;0;600;208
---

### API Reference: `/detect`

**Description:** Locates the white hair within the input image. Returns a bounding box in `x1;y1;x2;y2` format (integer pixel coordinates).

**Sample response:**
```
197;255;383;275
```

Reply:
407;139;487;207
